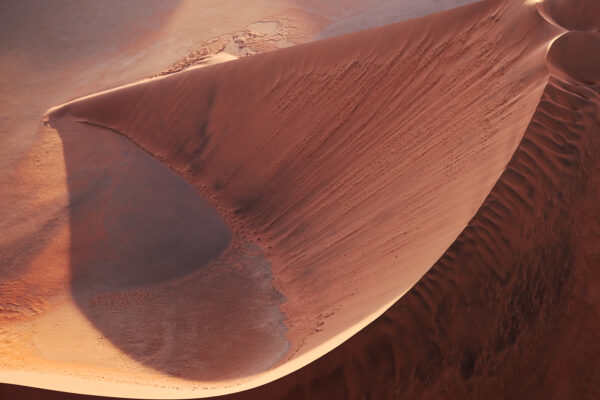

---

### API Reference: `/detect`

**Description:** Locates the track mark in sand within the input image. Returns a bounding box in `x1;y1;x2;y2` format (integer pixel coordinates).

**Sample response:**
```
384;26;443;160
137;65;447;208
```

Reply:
151;19;300;77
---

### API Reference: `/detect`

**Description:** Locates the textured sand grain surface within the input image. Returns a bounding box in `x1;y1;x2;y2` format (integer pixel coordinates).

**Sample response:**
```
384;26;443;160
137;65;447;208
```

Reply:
2;0;600;399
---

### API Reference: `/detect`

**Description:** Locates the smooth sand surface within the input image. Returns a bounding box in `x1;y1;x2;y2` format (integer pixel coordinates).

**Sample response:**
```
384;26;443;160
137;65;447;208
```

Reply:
315;0;478;38
2;0;600;399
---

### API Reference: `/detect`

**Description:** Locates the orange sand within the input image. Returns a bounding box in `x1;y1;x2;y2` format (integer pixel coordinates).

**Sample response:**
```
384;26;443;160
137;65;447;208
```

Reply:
1;0;600;399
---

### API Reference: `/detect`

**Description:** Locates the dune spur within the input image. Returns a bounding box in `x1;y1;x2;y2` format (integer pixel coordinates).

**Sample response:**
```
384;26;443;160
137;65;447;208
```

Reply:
2;0;599;398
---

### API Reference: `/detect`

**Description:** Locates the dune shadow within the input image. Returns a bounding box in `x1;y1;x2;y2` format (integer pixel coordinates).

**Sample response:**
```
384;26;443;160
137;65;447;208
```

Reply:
53;117;289;381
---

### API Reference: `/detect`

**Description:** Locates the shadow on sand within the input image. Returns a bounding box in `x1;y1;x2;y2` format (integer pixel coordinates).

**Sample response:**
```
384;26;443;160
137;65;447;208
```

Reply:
53;117;288;381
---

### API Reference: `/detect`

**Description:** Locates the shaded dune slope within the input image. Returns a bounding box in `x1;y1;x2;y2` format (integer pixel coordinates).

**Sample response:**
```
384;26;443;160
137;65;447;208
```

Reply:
50;116;290;382
44;0;560;387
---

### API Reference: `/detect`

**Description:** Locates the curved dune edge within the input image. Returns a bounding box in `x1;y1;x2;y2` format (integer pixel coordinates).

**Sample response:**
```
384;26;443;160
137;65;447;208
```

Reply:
0;294;401;399
3;0;594;399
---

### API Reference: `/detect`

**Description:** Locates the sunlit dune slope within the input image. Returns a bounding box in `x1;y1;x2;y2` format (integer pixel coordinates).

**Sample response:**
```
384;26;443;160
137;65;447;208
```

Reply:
215;29;600;400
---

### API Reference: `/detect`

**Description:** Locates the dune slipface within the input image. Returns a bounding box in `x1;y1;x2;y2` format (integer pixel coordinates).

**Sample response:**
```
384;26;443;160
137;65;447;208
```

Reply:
1;0;600;398
54;115;290;381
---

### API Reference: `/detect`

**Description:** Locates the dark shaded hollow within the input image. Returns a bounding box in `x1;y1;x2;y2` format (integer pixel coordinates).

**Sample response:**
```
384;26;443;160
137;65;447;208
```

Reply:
54;117;289;381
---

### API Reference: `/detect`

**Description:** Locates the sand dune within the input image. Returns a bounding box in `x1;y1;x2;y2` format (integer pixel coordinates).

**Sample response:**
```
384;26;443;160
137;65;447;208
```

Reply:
216;28;600;400
1;0;599;398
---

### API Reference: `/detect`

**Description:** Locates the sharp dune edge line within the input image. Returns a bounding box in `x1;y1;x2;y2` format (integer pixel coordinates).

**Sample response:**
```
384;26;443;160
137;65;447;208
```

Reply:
2;0;600;398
